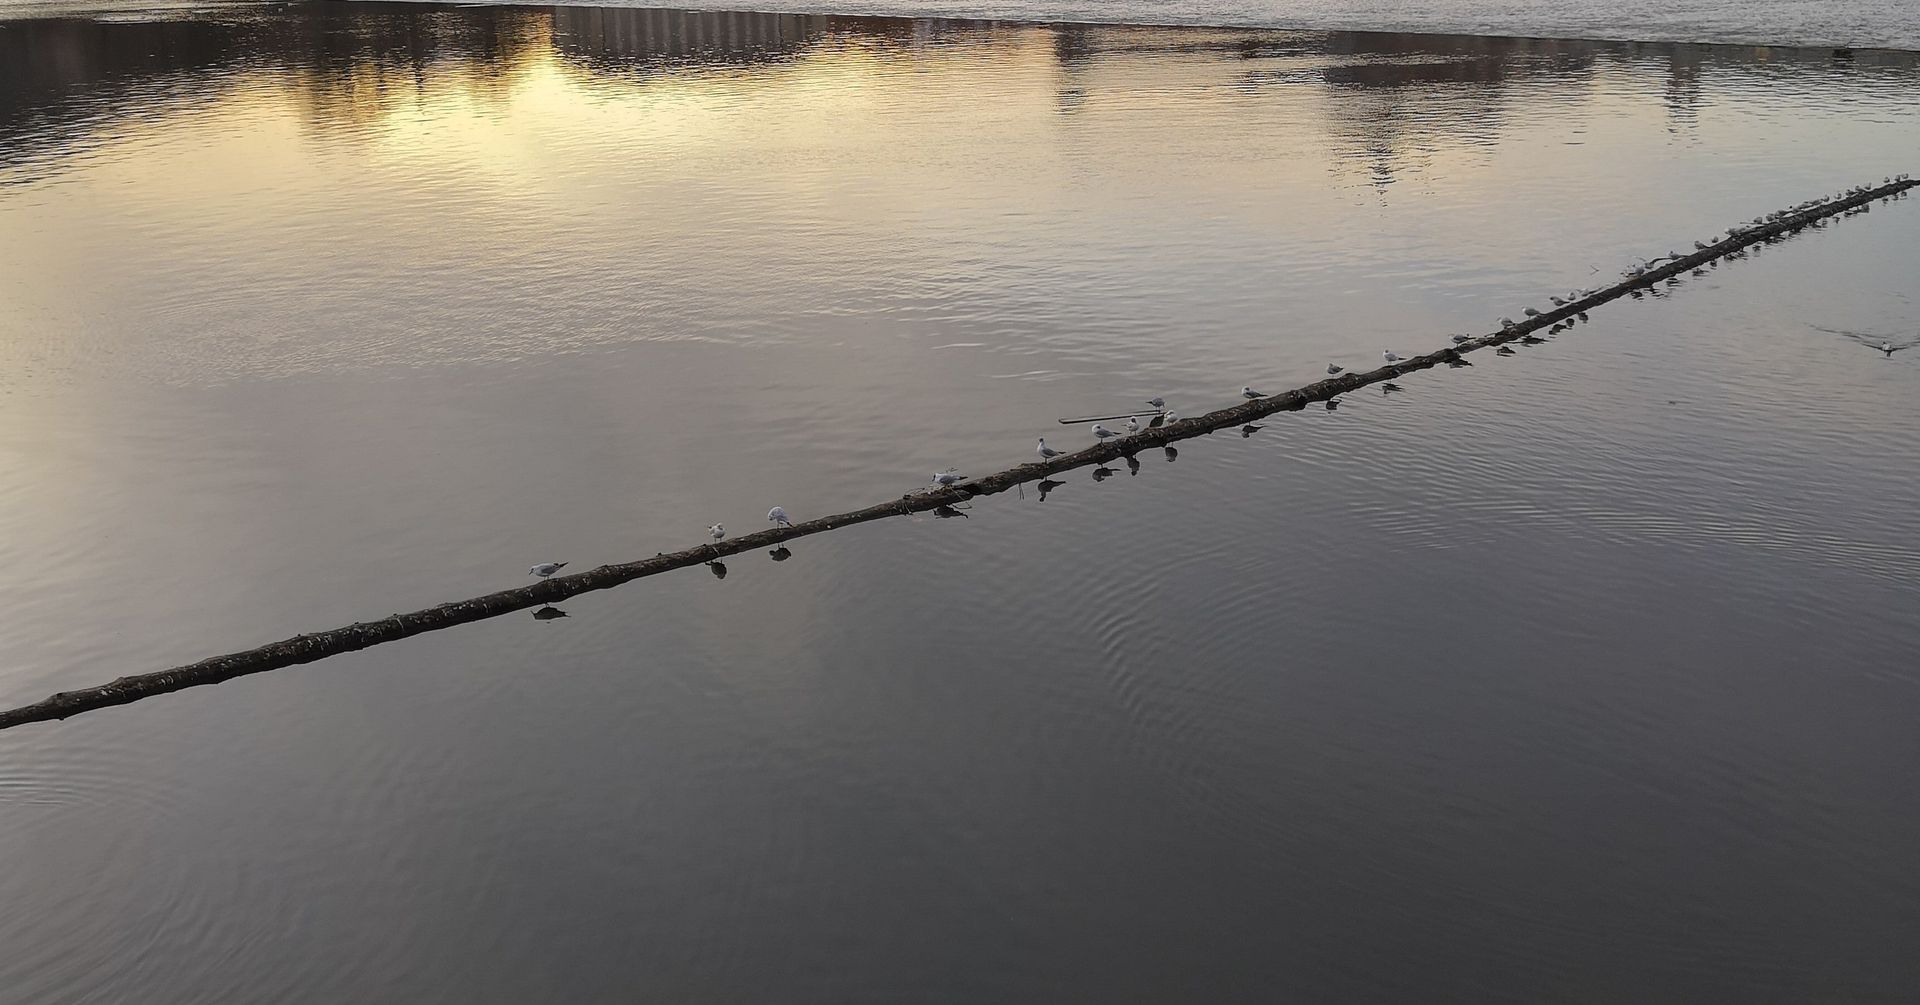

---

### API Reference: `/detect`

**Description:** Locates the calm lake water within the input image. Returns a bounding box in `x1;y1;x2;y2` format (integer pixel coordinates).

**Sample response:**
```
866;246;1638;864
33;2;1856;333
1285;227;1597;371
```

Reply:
4;3;1920;1001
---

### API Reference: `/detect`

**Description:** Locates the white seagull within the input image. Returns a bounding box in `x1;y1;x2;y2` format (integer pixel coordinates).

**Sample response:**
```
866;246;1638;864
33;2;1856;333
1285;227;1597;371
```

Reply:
1383;350;1403;365
768;506;793;529
1092;423;1119;444
1146;396;1166;408
1242;386;1267;399
529;562;567;578
1125;415;1140;433
709;524;725;543
1163;410;1178;423
1327;363;1344;375
1037;437;1063;459
932;470;966;486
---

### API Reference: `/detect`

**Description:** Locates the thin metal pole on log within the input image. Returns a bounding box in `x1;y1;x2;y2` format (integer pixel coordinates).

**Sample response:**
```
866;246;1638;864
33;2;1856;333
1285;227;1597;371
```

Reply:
1;177;1912;732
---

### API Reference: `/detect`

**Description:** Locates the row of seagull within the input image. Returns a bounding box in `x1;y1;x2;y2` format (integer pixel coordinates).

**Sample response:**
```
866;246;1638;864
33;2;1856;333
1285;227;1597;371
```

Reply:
531;504;804;576
1613;179;1913;281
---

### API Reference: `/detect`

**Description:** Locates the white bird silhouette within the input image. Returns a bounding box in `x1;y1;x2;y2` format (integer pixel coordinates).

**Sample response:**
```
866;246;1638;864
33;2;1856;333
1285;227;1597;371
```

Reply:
1327;363;1343;375
709;524;725;543
1146;396;1166;408
1037;437;1062;459
1242;386;1267;399
1092;423;1119;443
768;506;793;529
932;470;965;486
529;562;567;578
1383;350;1403;365
1125;415;1141;433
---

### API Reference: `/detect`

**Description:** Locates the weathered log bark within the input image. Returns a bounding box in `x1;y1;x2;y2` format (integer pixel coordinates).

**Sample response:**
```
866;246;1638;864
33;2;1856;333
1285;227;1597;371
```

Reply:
1;178;1911;731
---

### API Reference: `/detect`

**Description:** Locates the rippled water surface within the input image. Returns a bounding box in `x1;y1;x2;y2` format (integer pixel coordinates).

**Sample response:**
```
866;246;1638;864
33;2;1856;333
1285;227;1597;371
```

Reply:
3;4;1919;1002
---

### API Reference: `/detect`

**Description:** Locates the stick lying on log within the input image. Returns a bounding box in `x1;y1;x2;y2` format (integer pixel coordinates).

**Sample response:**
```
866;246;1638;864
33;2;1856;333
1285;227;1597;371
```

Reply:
2;177;1912;732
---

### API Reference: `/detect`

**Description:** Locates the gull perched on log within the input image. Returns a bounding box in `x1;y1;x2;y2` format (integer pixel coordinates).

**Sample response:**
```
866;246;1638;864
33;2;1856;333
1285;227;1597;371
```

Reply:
1327;363;1343;375
1126;415;1141;434
529;562;567;579
1092;423;1119;444
1383;350;1403;365
932;470;966;487
1036;437;1062;459
709;524;725;544
1146;396;1166;408
768;506;793;529
1242;386;1267;399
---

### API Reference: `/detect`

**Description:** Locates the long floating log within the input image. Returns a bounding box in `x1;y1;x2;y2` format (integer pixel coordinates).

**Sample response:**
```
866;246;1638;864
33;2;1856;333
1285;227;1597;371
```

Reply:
2;178;1912;732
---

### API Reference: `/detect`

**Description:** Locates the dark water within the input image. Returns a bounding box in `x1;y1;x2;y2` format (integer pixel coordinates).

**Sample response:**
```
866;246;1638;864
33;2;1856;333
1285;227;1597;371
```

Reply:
4;4;1920;1001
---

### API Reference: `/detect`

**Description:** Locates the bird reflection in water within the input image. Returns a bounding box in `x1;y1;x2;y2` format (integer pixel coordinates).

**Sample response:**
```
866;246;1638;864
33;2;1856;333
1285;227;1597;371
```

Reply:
1324;397;1340;411
707;560;728;580
1163;446;1178;462
1125;454;1141;476
533;605;570;621
1037;478;1065;501
1092;466;1116;482
1240;424;1263;438
769;546;793;562
1381;382;1403;395
933;503;970;519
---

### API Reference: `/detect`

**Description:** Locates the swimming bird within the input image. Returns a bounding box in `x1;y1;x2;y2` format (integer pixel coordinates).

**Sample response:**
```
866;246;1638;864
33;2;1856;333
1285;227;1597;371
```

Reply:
1146;396;1166;408
709;523;725;544
1036;437;1063;459
1383;350;1403;365
1092;423;1119;444
529;562;567;579
1242;386;1267;399
1126;415;1141;434
1327;363;1344;375
768;506;793;529
932;470;966;486
1881;342;1907;357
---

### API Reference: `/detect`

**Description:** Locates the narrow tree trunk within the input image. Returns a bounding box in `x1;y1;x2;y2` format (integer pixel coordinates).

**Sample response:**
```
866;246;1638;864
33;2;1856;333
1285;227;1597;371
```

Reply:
2;178;1911;732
